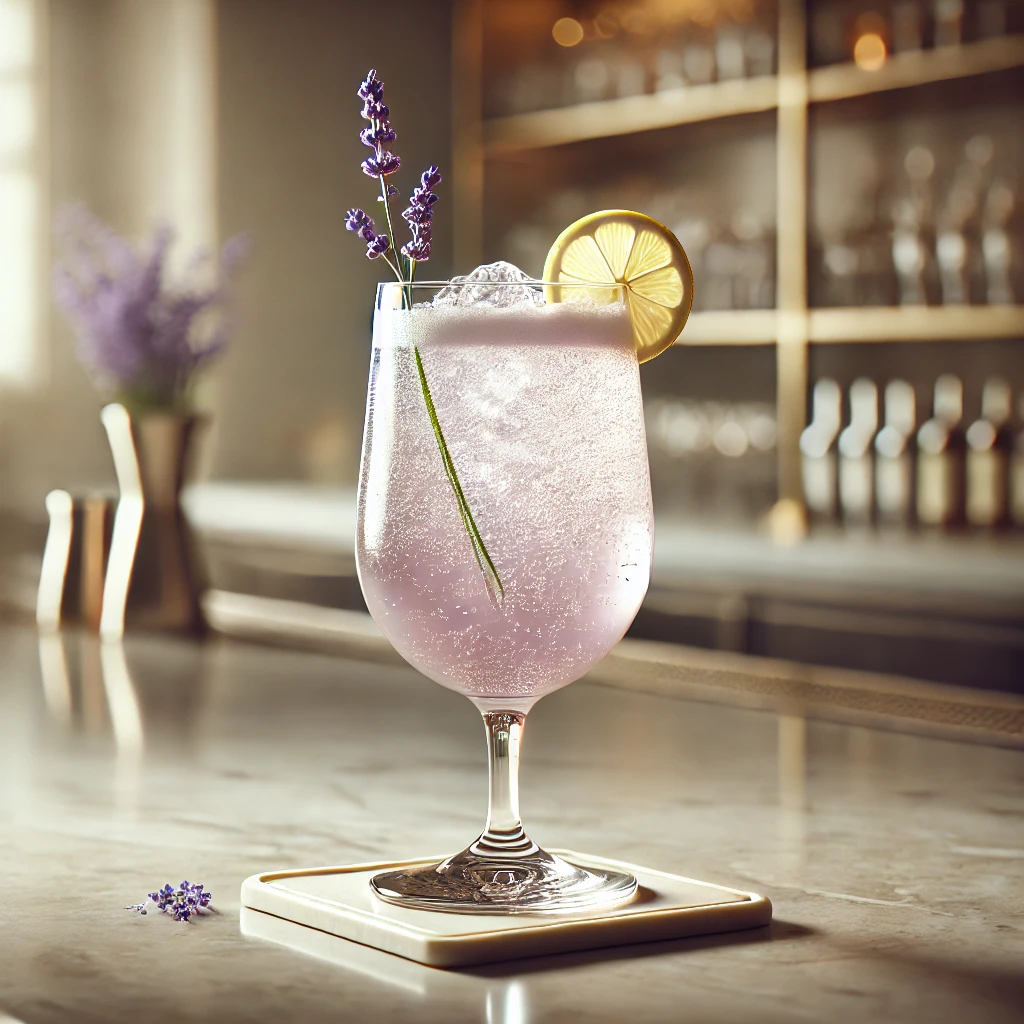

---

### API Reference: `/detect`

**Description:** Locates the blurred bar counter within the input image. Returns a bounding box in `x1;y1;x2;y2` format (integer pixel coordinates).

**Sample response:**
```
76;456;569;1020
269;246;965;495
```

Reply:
6;481;1019;699
188;482;1024;696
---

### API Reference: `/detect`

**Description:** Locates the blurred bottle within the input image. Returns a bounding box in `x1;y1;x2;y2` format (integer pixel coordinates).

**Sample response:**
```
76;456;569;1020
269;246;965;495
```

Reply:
936;217;969;305
916;374;967;528
977;0;1008;39
682;26;716;85
966;378;1014;528
653;46;686;93
892;0;925;51
839;378;879;526
743;20;775;77
715;22;746;81
800;379;843;523
933;0;964;46
982;180;1016;305
875;379;917;527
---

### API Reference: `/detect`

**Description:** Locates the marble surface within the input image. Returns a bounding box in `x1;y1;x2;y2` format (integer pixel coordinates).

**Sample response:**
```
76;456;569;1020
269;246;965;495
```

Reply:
1;619;1022;1023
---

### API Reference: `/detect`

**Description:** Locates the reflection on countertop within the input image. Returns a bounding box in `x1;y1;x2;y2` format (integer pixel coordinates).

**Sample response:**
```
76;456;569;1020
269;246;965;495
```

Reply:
1;618;1022;1023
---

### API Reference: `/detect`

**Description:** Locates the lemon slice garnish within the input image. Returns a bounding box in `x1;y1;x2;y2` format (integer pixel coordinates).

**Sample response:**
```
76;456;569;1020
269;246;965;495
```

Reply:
542;210;694;363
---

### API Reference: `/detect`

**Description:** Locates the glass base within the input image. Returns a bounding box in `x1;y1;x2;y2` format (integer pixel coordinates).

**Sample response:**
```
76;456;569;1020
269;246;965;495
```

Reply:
369;845;637;915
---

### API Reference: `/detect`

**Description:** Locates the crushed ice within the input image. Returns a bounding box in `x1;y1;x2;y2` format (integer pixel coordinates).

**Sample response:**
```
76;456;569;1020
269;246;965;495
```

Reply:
431;261;544;309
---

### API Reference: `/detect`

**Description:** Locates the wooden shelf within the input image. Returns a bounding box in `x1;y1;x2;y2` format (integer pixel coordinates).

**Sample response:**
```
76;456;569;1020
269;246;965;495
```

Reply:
675;306;1024;346
482;36;1024;155
809;305;1024;343
483;76;778;154
808;34;1024;105
677;310;779;346
463;0;1024;527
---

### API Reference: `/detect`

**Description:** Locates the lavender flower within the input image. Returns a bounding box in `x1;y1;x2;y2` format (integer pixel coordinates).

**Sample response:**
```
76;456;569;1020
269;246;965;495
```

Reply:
401;166;442;263
358;69;401;180
345;208;377;243
346;71;441;278
138;880;213;923
53;205;248;412
366;234;391;260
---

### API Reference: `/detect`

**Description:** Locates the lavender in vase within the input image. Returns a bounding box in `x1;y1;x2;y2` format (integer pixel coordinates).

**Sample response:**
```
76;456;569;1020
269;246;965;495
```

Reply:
52;204;249;413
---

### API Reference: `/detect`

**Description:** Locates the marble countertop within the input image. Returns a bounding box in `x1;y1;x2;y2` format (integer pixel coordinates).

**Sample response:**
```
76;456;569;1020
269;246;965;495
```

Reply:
2;618;1022;1023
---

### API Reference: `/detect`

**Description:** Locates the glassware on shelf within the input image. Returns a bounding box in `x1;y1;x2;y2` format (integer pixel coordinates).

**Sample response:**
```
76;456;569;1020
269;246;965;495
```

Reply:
644;396;777;525
916;374;968;528
933;0;965;47
800;378;843;522
875;379;918;527
977;0;1008;38
715;23;746;81
966;377;1014;527
892;0;925;52
838;378;879;526
483;2;780;117
892;198;930;306
982;180;1017;305
743;22;776;77
357;280;651;913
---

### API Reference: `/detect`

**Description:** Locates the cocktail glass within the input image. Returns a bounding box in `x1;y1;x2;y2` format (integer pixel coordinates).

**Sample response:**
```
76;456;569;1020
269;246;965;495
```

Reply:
356;279;653;913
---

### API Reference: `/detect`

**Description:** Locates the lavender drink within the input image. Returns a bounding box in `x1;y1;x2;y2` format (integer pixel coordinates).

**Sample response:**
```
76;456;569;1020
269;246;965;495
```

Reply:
356;284;653;707
346;69;681;914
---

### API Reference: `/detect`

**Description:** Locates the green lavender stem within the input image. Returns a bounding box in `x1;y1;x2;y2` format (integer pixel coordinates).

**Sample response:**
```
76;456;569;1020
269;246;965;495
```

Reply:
375;175;502;606
413;345;504;608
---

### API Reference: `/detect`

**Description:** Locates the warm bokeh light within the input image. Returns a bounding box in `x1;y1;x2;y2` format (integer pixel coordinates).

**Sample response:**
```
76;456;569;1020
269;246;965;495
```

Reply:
552;17;584;47
853;32;887;71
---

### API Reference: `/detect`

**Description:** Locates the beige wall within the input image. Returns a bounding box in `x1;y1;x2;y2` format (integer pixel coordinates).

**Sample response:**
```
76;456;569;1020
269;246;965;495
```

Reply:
0;0;453;515
212;0;453;484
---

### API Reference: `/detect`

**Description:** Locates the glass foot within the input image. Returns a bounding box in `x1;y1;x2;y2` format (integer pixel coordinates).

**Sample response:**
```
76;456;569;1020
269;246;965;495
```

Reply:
370;845;637;915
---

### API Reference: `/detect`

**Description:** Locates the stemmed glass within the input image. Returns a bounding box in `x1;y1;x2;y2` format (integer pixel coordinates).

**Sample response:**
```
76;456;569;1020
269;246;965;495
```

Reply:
356;279;653;914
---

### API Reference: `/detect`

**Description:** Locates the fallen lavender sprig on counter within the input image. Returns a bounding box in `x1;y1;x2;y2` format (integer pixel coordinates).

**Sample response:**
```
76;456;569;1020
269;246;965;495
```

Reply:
126;881;213;923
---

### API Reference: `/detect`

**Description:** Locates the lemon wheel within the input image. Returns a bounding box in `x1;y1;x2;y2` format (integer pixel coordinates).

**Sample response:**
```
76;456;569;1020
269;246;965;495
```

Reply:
543;210;694;363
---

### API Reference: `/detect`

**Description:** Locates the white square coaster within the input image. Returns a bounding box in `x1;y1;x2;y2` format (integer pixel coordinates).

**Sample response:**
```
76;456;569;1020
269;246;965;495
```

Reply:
240;850;771;968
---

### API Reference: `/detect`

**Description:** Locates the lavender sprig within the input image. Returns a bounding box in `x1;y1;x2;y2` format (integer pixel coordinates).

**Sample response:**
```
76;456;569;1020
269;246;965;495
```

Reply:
401;166;441;264
347;69;504;608
135;880;213;923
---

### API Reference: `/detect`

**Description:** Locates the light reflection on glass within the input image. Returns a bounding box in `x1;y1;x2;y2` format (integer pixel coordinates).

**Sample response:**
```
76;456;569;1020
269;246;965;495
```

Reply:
99;404;145;641
36;491;73;631
99;641;145;811
36;633;71;724
777;711;807;885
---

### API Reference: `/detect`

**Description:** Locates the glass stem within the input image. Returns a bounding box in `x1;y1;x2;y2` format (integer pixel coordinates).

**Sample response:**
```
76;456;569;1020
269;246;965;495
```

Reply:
471;711;539;858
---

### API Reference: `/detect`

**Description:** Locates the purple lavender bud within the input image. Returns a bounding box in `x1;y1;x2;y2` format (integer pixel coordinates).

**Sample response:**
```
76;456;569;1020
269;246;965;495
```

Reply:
361;152;401;178
366;234;390;259
401;204;431;225
420;165;442;190
357;69;383;101
345;208;377;242
401;225;432;262
360;100;390;122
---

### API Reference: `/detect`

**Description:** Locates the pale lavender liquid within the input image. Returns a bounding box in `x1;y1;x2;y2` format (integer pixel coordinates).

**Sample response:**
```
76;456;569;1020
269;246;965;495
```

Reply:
356;302;653;700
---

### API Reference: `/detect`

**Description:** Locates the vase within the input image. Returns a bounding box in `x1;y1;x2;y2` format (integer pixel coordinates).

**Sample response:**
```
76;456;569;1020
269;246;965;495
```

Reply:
99;403;207;638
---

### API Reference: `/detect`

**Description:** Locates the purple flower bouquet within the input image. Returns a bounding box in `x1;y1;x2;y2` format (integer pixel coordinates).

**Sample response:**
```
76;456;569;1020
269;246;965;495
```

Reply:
52;205;248;413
